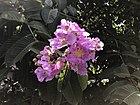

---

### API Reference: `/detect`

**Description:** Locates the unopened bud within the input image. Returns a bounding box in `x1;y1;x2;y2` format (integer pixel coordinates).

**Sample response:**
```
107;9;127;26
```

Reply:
55;75;59;79
35;62;41;66
36;54;42;59
32;58;37;62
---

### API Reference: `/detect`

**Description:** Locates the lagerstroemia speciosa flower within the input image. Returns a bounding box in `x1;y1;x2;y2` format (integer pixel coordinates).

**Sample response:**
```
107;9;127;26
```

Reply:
34;19;104;82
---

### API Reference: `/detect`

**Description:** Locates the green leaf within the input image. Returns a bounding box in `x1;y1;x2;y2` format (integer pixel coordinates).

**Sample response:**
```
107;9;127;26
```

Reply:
36;0;44;4
19;0;42;13
55;0;67;10
46;9;58;24
31;95;40;105
99;63;130;78
118;41;133;51
39;80;62;105
0;2;15;13
53;91;62;105
5;35;35;66
131;70;140;80
41;7;58;24
78;75;88;91
122;51;140;59
0;67;10;81
104;81;140;105
19;0;42;20
47;12;65;34
26;12;42;21
63;72;83;105
29;21;47;33
0;34;23;58
67;5;77;16
126;63;137;70
1;11;26;22
30;41;46;54
45;0;53;7
129;0;140;5
57;71;66;92
114;63;130;78
103;80;130;101
34;30;52;40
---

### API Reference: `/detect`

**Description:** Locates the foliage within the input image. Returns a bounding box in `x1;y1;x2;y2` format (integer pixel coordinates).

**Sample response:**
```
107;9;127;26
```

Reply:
0;0;140;105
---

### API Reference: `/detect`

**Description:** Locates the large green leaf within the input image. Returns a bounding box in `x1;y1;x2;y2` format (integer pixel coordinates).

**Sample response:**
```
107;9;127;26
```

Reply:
31;95;40;105
63;72;83;105
103;80;130;101
0;34;25;58
5;35;35;66
114;63;130;78
18;0;42;20
67;5;77;16
26;11;42;21
29;21;47;33
0;2;15;13
39;80;62;105
30;41;47;54
41;7;58;24
130;0;140;5
104;81;140;105
19;0;42;12
55;0;67;11
47;12;65;34
131;70;140;80
45;0;53;7
1;11;26;22
99;63;130;78
78;75;88;91
118;41;133;51
34;30;52;40
28;20;53;39
122;51;140;59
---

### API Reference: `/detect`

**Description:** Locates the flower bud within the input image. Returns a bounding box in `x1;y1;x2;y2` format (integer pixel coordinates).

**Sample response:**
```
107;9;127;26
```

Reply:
32;58;37;62
36;54;42;59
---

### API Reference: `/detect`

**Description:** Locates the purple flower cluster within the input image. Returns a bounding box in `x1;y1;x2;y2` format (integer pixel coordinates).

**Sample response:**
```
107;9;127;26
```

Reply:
34;19;104;82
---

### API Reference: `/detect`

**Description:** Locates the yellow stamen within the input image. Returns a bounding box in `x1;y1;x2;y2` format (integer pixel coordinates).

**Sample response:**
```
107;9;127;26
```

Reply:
61;40;67;45
74;48;84;57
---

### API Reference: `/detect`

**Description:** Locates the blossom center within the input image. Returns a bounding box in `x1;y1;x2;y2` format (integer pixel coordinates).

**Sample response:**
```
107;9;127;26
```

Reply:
61;40;67;45
74;48;84;57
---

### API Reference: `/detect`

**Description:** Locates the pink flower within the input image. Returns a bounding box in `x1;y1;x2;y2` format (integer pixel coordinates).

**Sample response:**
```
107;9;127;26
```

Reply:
34;19;104;82
34;67;54;82
35;59;64;82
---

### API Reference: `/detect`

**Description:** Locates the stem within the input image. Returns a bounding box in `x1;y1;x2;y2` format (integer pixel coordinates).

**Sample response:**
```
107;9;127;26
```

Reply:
27;25;37;40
